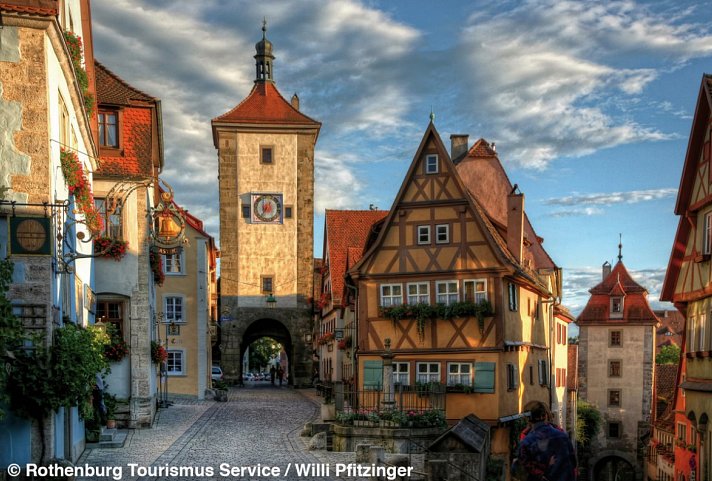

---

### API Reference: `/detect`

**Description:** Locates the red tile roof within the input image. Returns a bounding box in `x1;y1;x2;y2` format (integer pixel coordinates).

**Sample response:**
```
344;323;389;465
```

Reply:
95;61;158;178
95;61;155;105
455;138;557;272
654;309;684;348
324;209;388;304
655;363;679;423
0;0;57;16
213;82;321;126
577;261;659;325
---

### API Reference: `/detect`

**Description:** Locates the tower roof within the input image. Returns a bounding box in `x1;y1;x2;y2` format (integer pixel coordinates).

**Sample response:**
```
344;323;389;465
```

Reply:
577;260;659;325
212;82;320;126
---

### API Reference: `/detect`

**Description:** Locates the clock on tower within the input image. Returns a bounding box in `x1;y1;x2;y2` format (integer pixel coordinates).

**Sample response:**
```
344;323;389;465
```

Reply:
251;193;283;224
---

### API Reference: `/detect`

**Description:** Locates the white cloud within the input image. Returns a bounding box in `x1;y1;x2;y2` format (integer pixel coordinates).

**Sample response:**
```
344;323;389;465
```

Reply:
454;0;712;169
545;188;678;207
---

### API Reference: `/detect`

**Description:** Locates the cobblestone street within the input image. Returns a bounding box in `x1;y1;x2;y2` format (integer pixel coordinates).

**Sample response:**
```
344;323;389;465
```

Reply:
76;385;369;481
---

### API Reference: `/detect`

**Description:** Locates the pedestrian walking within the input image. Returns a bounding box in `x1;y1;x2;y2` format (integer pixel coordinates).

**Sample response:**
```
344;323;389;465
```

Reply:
269;366;276;385
512;400;577;481
277;366;284;386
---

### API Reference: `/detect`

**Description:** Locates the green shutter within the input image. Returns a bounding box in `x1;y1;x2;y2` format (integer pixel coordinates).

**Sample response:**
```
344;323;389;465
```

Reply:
363;360;383;390
474;362;495;393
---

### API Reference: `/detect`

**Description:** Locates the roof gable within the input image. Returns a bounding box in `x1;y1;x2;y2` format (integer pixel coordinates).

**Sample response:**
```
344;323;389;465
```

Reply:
662;74;712;301
95;61;155;105
350;122;515;277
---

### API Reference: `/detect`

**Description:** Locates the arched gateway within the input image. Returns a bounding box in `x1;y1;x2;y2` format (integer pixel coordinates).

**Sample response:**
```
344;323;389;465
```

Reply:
219;307;312;386
212;23;321;387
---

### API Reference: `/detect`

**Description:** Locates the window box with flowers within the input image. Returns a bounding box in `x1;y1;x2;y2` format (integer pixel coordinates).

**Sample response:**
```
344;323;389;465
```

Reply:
318;332;335;346
103;331;128;362
316;292;331;310
337;335;353;351
60;149;103;234
151;341;167;365
94;236;128;261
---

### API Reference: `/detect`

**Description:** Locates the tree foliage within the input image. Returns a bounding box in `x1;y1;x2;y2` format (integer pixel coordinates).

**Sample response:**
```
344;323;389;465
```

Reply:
576;400;601;447
248;337;281;371
0;259;24;419
656;344;681;365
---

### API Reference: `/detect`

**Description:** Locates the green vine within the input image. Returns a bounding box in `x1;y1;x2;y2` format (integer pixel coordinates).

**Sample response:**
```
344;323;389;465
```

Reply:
63;31;94;118
0;259;24;420
381;300;493;340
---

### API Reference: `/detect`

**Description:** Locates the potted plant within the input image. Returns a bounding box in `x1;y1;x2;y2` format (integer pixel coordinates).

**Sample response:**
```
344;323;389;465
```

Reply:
104;392;117;429
151;341;167;365
213;379;228;402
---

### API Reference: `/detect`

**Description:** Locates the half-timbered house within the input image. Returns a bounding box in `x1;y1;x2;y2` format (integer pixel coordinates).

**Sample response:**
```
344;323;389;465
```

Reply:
661;74;712;481
348;121;563;458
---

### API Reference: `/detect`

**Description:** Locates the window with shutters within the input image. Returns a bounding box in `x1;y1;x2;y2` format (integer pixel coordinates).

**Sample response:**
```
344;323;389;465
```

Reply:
447;362;472;386
363;360;383;390
508;283;518;311
474;362;496;393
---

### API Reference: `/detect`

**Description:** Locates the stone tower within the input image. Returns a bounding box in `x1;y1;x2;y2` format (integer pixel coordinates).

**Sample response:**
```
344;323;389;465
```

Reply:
212;23;320;386
577;249;658;481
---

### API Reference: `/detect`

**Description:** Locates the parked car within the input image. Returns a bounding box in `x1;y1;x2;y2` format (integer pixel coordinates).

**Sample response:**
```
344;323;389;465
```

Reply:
243;372;254;382
211;365;223;381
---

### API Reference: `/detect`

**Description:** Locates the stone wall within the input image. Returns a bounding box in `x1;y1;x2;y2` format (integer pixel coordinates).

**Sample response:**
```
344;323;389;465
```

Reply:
331;424;444;453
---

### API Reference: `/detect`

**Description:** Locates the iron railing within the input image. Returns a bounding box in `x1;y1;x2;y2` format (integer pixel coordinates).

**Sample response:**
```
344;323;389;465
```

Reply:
336;383;446;420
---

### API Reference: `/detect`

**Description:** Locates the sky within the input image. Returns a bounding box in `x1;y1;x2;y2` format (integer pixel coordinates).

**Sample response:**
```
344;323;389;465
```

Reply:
91;0;712;317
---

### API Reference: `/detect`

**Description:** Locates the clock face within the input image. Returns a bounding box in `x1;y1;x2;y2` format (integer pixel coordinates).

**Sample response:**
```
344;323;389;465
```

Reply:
253;194;282;223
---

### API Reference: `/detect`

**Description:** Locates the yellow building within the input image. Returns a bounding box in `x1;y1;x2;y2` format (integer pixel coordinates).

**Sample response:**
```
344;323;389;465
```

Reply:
348;122;562;464
157;208;218;399
662;74;712;481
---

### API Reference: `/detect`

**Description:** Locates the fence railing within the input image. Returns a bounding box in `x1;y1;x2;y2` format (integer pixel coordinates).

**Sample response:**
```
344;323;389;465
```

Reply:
334;383;446;427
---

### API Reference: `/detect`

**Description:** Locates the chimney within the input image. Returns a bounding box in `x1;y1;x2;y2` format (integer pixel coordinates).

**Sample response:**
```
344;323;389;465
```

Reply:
602;261;611;280
507;191;524;263
450;134;469;160
291;93;300;110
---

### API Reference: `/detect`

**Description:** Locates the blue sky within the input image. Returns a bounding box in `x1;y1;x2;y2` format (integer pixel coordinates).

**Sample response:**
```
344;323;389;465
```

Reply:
92;0;712;315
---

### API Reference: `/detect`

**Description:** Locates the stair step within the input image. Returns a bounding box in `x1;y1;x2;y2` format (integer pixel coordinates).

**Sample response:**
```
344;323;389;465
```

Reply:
86;430;128;449
100;428;117;441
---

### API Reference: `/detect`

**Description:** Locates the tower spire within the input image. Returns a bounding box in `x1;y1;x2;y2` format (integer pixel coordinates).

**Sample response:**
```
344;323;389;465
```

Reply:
618;233;623;262
254;19;275;83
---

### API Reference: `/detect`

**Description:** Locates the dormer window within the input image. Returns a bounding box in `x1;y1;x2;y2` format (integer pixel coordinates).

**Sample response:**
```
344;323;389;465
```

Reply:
610;296;623;317
425;154;439;174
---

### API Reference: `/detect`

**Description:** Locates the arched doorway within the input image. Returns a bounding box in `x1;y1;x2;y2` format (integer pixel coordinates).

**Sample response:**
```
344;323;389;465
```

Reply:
593;455;635;481
242;319;292;385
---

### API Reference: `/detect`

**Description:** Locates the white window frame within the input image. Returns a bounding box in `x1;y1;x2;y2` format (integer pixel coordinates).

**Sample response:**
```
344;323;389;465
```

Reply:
610;296;624;316
163;251;184;275
407;282;430;305
417;225;431;245
705;212;712;255
164;295;185;324
417;362;441;384
464;279;488;304
447;362;473;386
436;280;458;305
393;362;410;385
425;154;439;174
435;224;449;244
380;284;403;307
166;349;185;375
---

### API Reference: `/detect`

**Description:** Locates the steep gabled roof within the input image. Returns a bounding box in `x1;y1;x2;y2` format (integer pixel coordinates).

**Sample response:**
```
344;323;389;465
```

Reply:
324;209;388;303
662;74;712;301
577;261;658;325
455;138;557;271
95;61;155;105
213;82;321;126
654;309;684;347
